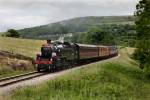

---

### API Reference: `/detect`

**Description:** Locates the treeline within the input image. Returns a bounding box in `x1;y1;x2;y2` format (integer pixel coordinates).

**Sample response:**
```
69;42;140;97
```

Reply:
70;24;136;46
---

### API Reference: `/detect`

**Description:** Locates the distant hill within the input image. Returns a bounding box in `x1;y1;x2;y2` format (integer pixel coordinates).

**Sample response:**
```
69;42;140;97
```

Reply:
19;16;135;38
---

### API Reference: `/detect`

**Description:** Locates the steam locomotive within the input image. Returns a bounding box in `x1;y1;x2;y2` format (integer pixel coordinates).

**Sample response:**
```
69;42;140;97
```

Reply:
34;41;118;72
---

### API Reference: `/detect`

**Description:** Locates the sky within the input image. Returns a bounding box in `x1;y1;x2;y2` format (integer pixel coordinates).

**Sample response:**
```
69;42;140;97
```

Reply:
0;0;139;32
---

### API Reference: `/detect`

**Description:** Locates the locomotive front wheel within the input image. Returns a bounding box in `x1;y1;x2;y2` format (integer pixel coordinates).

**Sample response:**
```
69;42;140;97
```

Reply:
37;67;41;72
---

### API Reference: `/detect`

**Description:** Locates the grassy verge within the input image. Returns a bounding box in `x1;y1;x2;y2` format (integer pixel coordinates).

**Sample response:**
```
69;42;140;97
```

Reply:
0;57;34;78
6;48;150;100
0;65;34;79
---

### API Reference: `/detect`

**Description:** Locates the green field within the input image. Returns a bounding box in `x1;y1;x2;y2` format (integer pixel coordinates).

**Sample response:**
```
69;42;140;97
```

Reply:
0;37;43;58
4;47;149;100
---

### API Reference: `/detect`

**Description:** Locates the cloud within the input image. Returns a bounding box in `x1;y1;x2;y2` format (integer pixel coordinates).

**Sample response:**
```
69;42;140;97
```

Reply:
0;0;139;32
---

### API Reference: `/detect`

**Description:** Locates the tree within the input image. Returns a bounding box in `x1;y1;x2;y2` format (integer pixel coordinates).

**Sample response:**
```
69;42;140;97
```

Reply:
86;27;115;45
86;27;105;44
6;29;20;38
134;0;150;73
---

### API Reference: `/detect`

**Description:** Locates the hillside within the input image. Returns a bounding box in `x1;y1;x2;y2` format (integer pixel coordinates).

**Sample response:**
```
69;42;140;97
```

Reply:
19;16;135;38
0;37;43;58
6;47;150;100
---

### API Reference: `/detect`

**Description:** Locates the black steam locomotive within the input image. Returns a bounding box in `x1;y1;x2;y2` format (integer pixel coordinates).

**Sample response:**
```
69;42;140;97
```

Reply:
34;41;118;72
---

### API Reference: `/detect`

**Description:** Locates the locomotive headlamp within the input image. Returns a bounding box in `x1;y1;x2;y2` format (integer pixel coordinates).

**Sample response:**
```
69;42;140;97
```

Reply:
52;52;57;57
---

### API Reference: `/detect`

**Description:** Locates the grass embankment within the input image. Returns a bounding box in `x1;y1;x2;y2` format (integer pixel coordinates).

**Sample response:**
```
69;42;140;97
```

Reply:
0;37;43;58
7;48;150;100
0;37;43;78
0;57;33;78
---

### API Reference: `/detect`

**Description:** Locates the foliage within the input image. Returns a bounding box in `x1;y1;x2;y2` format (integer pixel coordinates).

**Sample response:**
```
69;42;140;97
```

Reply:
71;25;136;46
134;0;150;72
84;27;115;45
3;29;20;38
85;27;105;44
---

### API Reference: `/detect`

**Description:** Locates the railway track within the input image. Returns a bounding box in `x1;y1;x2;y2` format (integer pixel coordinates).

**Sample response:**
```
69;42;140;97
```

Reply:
0;71;46;87
0;54;118;88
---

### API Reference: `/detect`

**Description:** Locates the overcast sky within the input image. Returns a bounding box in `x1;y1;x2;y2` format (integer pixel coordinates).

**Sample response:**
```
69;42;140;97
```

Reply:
0;0;139;32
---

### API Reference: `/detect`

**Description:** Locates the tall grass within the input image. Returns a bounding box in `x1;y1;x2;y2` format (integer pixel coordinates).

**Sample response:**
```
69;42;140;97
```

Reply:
8;48;150;100
0;64;34;78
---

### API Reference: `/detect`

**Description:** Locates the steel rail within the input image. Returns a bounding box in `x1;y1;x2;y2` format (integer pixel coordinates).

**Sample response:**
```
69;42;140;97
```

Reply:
0;72;46;87
0;71;38;82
